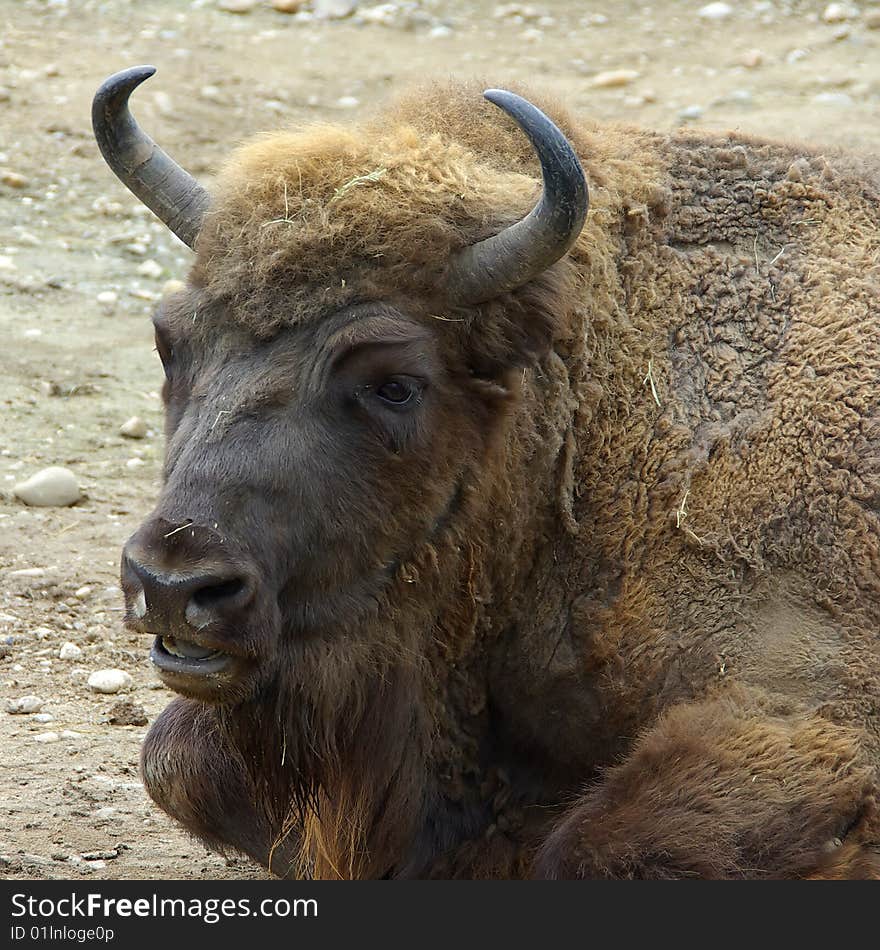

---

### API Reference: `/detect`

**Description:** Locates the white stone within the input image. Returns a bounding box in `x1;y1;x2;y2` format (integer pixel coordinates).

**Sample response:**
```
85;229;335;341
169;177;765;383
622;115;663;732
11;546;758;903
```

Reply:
74;586;92;599
822;3;858;22
812;91;854;106
678;104;705;120
313;0;357;18
120;416;147;439
218;0;258;10
6;695;44;714
97;290;118;312
698;2;733;20
136;259;163;279
59;642;83;660
34;732;60;743
33;713;54;723
125;458;146;470
13;467;81;507
358;3;398;24
87;669;133;694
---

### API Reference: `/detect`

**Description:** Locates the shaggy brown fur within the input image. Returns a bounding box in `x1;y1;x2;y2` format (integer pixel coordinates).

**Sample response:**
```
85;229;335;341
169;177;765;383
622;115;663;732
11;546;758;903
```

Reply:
130;80;880;879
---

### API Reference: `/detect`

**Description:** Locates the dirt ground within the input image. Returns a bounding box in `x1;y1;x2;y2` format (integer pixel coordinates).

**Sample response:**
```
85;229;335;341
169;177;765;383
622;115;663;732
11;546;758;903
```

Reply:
1;0;878;881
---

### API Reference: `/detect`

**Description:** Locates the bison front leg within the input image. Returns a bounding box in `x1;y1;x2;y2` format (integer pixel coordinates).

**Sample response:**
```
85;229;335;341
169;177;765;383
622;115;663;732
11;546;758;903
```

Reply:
141;698;299;877
533;688;880;879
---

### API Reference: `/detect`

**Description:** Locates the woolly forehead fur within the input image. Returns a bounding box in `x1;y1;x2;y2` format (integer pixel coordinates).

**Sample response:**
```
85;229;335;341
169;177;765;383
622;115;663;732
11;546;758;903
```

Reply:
189;81;664;337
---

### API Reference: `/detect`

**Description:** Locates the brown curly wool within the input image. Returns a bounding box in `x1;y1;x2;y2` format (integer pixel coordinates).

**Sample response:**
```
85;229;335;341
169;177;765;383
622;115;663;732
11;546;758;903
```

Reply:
138;81;880;879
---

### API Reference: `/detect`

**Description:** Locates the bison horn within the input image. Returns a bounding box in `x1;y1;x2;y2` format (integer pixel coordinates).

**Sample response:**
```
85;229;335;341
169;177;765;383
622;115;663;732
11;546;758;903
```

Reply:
447;90;589;304
92;66;209;249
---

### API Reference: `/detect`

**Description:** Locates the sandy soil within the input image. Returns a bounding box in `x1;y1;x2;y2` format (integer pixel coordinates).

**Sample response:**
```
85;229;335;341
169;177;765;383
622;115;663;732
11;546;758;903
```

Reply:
1;0;878;880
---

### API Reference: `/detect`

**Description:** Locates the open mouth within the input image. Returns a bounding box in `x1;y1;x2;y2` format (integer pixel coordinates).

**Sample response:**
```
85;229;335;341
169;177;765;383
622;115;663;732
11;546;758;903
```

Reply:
150;635;233;676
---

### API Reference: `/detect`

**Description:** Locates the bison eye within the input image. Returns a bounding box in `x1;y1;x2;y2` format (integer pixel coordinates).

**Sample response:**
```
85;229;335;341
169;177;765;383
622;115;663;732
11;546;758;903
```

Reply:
374;377;420;407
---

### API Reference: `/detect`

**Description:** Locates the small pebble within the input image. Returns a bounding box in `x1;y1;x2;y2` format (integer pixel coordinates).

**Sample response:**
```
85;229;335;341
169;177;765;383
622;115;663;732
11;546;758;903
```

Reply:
59;642;83;660
1;170;29;189
87;669;133;694
6;695;44;714
120;416;147;439
34;732;60;743
313;0;357;18
74;586;92;599
678;105;705;120
33;713;54;723
812;91;853;106
217;0;259;10
739;49;764;68
81;849;119;861
698;2;733;21
591;69;640;88
97;290;118;312
125;458;146;470
272;0;304;10
822;2;857;23
136;259;163;279
493;3;542;19
13;467;81;507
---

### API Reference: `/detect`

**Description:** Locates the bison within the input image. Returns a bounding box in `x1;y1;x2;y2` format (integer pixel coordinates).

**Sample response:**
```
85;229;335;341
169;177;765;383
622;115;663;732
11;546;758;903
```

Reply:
92;65;880;879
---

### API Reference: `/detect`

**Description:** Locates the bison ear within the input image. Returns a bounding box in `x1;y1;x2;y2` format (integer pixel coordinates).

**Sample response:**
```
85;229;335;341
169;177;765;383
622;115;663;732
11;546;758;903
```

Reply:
461;260;574;378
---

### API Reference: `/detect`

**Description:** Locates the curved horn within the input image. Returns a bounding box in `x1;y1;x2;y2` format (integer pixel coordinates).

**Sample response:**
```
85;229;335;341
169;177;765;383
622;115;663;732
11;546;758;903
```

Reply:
92;66;210;249
447;89;589;304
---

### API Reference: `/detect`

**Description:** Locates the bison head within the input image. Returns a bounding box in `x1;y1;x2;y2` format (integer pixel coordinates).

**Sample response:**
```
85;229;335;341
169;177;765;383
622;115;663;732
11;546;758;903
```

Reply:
93;67;588;711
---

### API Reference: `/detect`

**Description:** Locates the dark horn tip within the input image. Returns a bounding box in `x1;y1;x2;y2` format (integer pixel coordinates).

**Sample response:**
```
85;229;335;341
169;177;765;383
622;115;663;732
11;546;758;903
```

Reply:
92;66;158;153
91;65;209;250
446;87;589;304
482;86;589;219
93;66;157;114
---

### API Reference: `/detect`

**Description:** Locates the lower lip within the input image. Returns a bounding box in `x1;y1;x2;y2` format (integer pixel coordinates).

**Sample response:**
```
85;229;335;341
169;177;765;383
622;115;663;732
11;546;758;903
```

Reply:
150;635;234;677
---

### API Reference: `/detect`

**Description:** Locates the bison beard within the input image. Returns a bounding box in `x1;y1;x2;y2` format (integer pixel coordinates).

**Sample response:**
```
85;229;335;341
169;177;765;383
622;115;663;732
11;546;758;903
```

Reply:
95;68;880;879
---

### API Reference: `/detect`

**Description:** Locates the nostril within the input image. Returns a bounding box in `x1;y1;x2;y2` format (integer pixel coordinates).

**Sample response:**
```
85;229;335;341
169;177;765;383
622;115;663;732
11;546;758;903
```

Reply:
192;578;246;609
